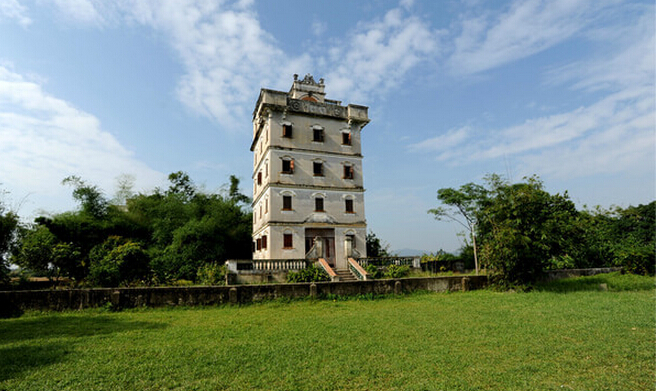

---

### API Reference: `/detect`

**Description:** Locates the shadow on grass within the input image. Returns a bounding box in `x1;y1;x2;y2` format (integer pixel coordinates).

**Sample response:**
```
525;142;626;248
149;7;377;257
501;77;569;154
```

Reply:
0;315;167;344
0;315;167;383
0;343;71;382
534;272;655;293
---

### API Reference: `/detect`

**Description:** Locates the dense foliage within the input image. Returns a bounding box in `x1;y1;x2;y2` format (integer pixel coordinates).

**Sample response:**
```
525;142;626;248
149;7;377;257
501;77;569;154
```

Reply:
10;172;252;286
286;265;330;283
365;231;391;257
432;175;655;287
0;199;19;285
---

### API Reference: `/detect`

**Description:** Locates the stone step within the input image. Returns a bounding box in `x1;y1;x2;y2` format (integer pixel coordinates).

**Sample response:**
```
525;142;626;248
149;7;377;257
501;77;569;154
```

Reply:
334;269;358;281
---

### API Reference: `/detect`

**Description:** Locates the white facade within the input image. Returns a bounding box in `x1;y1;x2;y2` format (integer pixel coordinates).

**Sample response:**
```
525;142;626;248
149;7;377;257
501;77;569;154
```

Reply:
251;74;369;269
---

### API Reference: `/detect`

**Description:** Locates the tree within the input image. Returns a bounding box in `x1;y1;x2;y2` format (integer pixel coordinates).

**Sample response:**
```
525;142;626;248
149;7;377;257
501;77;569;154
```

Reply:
113;174;135;205
228;175;251;205
62;176;109;219
477;175;580;287
89;236;150;287
12;225;57;279
366;231;391;258
0;199;19;285
428;182;487;274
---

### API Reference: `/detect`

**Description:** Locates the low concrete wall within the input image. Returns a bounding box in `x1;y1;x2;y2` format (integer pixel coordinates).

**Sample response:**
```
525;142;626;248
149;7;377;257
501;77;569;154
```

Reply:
1;268;622;315
544;267;622;281
0;275;488;315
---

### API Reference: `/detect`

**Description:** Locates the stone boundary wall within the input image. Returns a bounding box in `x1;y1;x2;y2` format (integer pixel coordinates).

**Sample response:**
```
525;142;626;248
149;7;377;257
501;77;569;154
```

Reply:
544;267;623;281
0;268;622;315
0;275;487;314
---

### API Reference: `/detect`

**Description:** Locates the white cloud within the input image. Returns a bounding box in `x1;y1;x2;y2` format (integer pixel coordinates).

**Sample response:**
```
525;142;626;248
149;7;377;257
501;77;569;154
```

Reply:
33;0;442;128
326;6;443;103
0;66;165;215
448;0;619;75
414;3;654;180
0;0;31;27
409;126;471;152
118;0;310;128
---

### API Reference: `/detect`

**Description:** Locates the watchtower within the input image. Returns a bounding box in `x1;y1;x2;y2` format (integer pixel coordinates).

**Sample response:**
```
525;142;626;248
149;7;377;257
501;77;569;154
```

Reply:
250;74;370;269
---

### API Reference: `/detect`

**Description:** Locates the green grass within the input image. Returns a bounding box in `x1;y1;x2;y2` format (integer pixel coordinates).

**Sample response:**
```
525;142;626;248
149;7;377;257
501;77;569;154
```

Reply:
1;274;654;391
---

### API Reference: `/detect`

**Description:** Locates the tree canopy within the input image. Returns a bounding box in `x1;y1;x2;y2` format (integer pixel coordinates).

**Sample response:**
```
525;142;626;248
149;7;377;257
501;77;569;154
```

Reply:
431;175;654;287
11;173;253;286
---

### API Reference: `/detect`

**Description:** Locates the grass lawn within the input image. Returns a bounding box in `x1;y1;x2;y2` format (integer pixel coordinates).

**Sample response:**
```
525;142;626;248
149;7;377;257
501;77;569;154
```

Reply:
0;273;653;391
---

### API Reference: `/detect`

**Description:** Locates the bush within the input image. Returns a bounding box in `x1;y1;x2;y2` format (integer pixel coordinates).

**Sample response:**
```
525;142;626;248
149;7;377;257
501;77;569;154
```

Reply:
612;243;655;275
89;237;150;287
364;264;381;279
287;265;330;283
384;265;410;279
197;263;226;285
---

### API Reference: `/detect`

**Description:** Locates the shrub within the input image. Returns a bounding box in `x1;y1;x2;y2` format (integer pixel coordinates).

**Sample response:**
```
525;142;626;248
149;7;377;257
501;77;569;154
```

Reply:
89;237;150;287
287;265;330;283
384;264;410;279
364;264;381;279
197;263;226;285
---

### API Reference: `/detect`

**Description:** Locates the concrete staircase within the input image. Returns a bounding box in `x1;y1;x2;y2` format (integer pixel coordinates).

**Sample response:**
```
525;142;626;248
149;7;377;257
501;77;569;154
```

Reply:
334;269;358;282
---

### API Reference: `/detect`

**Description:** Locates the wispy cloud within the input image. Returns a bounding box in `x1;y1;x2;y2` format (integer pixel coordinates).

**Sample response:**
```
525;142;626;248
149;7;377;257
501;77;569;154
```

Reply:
0;66;164;214
0;0;32;27
38;0;440;127
448;0;618;75
326;6;443;103
413;2;654;180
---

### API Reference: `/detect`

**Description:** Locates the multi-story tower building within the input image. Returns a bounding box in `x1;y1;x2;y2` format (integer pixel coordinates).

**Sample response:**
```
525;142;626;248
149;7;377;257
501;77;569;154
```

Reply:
251;74;369;270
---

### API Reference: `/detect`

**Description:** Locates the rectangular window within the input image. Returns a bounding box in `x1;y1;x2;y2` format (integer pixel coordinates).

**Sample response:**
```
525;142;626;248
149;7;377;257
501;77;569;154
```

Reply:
283;233;293;249
262;235;267;250
342;132;352;145
282;124;293;138
313;128;324;142
344;165;354;179
282;195;292;210
256;238;262;251
315;197;324;212
282;159;294;174
257;172;262;185
345;199;354;213
313;162;323;176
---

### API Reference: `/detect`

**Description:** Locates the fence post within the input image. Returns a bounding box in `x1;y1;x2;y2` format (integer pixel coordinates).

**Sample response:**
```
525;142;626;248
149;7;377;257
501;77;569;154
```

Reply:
394;280;402;295
229;287;238;304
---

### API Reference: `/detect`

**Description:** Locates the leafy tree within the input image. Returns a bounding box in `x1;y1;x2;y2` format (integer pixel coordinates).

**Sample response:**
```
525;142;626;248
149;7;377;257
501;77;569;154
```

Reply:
12;225;57;279
112;174;135;205
366;231;391;257
429;183;488;275
477;175;580;287
578;202;655;275
89;236;150;287
0;198;19;285
62;176;109;219
228;175;251;205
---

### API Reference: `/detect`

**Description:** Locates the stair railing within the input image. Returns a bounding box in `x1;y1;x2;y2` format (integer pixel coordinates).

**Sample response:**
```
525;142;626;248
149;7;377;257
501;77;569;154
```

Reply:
317;258;339;281
348;258;369;281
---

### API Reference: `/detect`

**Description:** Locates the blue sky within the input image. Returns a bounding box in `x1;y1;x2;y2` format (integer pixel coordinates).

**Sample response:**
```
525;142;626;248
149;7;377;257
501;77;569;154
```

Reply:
0;0;653;253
